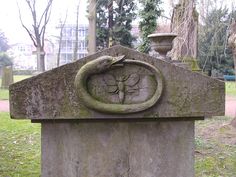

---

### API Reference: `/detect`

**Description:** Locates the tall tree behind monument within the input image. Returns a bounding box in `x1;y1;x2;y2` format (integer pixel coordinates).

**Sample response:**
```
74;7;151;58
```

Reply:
73;3;80;60
170;0;198;60
198;6;235;74
138;0;162;53
88;0;96;54
17;0;53;72
56;12;68;67
96;0;136;50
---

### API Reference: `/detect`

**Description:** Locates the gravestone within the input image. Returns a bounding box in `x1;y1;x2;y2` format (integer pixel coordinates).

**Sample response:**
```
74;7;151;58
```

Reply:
1;66;13;89
10;45;224;177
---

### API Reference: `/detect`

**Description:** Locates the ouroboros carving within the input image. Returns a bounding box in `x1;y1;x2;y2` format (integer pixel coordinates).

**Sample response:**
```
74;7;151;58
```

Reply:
74;55;164;114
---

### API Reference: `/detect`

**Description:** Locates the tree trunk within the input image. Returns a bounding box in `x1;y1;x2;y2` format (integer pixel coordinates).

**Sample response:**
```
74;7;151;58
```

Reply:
88;0;96;54
228;21;236;82
170;0;198;60
57;35;62;67
108;0;113;47
73;5;79;61
233;52;236;81
37;47;45;72
40;51;45;72
57;13;67;67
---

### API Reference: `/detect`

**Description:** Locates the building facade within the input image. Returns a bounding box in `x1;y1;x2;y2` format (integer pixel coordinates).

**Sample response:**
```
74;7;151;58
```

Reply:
57;24;88;65
8;43;37;70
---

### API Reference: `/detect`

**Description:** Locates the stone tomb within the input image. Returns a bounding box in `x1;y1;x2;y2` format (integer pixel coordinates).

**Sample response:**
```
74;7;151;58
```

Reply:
10;45;224;177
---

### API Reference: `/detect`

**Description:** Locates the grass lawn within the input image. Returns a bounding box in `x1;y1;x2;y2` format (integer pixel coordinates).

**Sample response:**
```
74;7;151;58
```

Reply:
195;116;236;176
0;112;40;176
0;89;9;100
0;75;32;100
226;81;236;96
195;117;236;177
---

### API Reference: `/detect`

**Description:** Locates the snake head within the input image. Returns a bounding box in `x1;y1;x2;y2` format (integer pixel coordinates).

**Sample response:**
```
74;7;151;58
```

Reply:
96;55;125;72
111;55;125;66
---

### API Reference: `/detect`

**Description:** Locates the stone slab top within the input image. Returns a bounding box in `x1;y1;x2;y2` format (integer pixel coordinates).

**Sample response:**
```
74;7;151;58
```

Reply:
9;45;225;121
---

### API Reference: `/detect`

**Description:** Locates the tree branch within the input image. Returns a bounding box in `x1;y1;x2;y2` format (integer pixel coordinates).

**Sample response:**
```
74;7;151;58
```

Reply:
25;0;37;28
17;1;37;47
40;0;53;48
38;0;53;28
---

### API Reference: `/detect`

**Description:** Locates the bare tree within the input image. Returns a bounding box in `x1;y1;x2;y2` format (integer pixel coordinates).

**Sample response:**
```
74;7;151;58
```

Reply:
73;4;80;61
57;12;68;67
17;0;53;72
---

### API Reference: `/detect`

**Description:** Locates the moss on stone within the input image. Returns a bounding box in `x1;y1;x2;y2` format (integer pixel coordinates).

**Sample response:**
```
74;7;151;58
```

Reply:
78;106;91;118
182;56;201;71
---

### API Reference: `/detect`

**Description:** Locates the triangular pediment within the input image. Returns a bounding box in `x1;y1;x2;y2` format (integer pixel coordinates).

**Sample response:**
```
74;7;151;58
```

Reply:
10;45;225;120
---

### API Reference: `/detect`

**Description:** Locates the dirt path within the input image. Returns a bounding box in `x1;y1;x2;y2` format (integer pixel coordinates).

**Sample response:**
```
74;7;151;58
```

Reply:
1;97;236;116
225;96;236;117
0;100;9;112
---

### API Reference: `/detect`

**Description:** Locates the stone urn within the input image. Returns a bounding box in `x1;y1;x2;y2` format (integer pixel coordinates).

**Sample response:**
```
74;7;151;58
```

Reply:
148;33;177;59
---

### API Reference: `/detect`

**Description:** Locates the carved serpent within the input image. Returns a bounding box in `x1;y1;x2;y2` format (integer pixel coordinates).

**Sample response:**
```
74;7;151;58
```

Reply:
74;55;163;114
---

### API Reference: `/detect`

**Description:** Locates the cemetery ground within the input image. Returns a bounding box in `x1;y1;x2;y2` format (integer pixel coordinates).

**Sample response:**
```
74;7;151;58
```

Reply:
0;75;236;176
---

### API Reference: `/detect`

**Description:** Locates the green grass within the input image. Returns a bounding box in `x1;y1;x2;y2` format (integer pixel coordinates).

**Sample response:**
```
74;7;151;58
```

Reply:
13;75;32;83
195;116;236;176
0;112;41;176
226;81;236;96
0;75;32;100
0;89;9;100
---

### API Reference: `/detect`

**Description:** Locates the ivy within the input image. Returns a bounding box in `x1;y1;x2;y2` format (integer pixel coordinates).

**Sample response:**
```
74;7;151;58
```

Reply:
138;0;162;53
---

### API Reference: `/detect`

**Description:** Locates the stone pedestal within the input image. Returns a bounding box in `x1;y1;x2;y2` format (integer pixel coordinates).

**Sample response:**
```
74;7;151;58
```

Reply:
10;46;224;177
42;121;194;177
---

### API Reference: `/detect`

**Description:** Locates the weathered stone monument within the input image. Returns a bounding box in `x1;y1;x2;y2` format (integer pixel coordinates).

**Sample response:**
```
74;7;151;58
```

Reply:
10;45;224;177
1;66;13;89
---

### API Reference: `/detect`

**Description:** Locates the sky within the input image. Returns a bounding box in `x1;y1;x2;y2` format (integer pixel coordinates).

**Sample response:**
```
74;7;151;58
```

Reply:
0;0;88;44
0;0;235;44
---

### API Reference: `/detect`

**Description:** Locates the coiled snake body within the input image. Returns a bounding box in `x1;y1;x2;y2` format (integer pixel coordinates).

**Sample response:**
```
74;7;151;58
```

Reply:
74;55;163;114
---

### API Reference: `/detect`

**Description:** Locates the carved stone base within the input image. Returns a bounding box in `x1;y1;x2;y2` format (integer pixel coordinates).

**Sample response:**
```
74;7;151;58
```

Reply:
42;121;194;177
